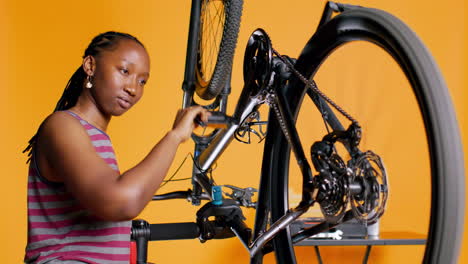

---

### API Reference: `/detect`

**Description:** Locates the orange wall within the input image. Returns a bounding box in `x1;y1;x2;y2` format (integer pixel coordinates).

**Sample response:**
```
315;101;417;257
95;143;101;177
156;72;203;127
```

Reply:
0;0;466;263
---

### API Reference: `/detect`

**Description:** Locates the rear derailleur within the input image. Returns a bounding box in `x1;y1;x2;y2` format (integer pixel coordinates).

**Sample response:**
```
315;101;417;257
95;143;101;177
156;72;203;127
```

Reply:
311;123;388;224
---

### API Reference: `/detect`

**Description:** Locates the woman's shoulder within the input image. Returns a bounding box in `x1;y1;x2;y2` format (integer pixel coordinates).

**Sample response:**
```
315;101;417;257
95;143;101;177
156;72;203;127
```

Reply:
41;110;79;127
38;111;88;142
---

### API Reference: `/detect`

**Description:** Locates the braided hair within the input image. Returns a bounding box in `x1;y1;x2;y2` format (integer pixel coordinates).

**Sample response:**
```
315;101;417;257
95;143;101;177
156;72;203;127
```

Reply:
23;31;145;163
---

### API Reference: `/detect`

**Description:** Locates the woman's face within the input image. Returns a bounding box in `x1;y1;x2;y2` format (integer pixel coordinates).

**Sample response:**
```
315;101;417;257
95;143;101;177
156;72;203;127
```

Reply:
90;38;150;116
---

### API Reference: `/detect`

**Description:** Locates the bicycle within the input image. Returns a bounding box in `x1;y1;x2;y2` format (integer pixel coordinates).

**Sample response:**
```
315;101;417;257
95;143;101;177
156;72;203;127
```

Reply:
131;1;465;263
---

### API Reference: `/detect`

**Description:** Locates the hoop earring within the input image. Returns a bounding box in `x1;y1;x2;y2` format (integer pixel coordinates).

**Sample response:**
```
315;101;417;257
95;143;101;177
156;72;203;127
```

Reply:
86;75;93;89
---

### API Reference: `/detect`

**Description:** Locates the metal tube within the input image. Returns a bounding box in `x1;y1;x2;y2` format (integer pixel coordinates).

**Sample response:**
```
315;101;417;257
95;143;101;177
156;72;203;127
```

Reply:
229;217;252;251
274;92;314;194
249;207;307;257
198;96;262;171
193;172;214;199
198;124;239;171
182;0;201;93
292;210;354;244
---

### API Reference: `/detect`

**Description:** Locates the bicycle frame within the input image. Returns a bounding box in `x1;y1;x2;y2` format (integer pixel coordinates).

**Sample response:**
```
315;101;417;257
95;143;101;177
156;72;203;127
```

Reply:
134;1;377;263
178;6;316;250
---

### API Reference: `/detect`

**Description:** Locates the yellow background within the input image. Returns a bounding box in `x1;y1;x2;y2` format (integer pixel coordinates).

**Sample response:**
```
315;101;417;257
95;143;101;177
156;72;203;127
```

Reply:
0;0;466;263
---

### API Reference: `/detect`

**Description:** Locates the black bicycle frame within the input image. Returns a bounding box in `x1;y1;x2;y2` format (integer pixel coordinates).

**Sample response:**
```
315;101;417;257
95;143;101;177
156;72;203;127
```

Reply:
152;68;323;257
187;72;324;258
181;0;200;104
136;1;355;262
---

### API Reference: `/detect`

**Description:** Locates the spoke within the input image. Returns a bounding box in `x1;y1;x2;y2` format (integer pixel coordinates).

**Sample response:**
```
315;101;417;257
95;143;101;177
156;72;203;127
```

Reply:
206;3;217;78
202;2;213;77
199;2;207;77
207;1;224;79
200;1;208;79
199;0;226;81
209;2;223;76
212;3;225;74
208;4;218;76
204;3;212;77
212;15;224;75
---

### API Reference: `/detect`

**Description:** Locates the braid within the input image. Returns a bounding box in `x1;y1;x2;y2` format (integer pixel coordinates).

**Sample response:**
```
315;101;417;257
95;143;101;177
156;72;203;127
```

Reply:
23;31;145;163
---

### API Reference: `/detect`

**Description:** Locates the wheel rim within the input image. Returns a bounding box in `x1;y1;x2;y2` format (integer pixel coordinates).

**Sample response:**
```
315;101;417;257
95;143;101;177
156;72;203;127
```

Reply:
280;41;430;263
266;8;463;263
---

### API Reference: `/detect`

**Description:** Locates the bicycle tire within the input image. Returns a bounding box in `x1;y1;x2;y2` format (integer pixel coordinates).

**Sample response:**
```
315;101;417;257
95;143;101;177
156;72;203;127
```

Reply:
195;0;243;100
263;6;464;264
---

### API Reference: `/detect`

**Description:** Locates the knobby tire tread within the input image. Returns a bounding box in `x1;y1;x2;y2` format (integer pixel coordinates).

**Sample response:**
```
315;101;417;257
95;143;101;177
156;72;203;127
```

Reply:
195;0;243;100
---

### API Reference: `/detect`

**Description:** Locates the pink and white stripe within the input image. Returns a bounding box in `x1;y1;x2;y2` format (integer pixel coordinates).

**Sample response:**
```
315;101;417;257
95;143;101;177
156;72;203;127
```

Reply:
25;111;131;264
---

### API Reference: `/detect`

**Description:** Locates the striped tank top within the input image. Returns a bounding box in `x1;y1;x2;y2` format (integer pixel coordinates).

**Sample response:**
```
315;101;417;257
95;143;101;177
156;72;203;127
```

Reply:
25;111;131;264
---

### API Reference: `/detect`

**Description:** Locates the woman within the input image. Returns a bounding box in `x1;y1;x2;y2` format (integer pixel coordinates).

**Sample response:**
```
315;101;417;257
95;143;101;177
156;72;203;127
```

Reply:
24;31;209;263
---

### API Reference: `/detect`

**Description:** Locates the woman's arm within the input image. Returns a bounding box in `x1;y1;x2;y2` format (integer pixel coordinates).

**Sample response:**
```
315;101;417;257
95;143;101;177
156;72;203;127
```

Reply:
37;106;209;221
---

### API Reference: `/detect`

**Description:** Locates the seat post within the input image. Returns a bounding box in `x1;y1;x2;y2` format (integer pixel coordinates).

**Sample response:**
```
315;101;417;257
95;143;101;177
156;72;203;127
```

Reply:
131;219;151;264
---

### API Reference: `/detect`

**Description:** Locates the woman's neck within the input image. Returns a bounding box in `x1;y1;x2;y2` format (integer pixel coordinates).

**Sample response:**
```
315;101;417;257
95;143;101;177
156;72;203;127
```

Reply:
70;96;111;132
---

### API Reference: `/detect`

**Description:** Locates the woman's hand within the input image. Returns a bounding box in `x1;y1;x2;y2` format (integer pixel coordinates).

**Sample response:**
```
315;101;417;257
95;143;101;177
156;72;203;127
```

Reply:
171;106;210;143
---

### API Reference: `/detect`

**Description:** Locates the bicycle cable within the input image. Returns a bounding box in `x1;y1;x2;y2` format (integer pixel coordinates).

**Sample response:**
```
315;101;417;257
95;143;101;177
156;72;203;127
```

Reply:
159;152;193;188
159;151;218;189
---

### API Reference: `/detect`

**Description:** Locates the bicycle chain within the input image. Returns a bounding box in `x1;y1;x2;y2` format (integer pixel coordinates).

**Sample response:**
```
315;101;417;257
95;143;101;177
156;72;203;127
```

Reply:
269;93;293;146
271;47;360;126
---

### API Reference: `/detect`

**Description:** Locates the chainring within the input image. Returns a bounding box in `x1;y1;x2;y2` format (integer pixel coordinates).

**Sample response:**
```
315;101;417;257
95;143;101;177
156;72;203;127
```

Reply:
243;28;272;97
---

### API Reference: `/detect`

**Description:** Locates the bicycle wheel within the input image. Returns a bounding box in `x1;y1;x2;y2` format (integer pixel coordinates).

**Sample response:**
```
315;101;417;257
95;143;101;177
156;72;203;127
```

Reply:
195;0;243;100
263;6;464;264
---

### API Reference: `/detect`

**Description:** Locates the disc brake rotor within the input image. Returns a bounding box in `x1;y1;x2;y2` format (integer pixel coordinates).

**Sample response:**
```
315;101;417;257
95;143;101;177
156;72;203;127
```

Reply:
349;151;388;224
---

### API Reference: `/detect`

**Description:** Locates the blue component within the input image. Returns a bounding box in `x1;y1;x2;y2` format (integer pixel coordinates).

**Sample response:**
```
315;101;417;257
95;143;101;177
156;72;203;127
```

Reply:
212;186;223;205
